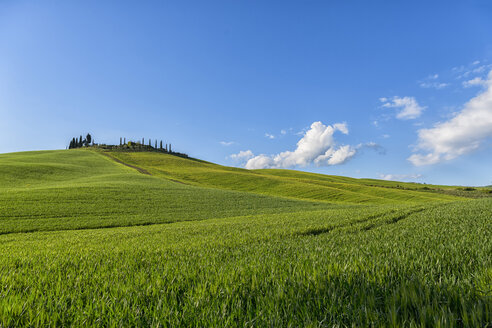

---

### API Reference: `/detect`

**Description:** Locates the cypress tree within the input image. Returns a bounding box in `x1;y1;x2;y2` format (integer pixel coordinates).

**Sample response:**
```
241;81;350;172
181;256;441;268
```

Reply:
86;134;92;146
160;140;163;149
120;137;122;146
169;144;172;152
149;139;151;147
79;136;83;147
155;140;157;148
124;137;126;144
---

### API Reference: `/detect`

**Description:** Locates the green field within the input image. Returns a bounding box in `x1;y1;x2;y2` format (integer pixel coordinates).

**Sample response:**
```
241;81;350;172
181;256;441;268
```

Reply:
0;149;490;326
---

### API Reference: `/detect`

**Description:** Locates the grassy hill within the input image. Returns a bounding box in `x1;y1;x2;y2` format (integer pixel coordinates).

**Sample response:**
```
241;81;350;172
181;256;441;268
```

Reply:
0;149;490;326
0;150;338;234
103;151;463;204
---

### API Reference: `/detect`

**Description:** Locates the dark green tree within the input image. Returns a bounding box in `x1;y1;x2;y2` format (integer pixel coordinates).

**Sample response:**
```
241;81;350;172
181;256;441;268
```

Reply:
160;140;163;149
79;136;83;147
86;134;92;146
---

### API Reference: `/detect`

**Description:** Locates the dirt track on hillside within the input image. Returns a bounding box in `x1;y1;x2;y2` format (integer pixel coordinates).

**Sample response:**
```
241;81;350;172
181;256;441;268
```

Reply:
100;153;151;175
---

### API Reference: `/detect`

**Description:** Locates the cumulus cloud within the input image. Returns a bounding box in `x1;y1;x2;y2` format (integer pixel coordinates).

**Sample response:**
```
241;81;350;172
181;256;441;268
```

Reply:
241;121;359;169
380;96;426;120
463;77;486;88
378;173;423;181
265;133;275;139
409;70;492;166
230;150;254;161
220;141;234;146
244;154;275;169
314;145;356;166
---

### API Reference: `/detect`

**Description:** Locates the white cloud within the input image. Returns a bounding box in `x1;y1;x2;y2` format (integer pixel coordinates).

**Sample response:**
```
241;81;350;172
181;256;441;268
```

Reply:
455;63;492;80
230;150;254;161
378;173;423;181
244;154;275;169
265;133;275;139
419;82;449;89
220;141;234;146
244;121;358;169
418;74;449;89
380;96;426;120
463;77;486;88
280;129;287;135
409;70;492;166
314;145;356;165
472;60;481;66
473;65;488;74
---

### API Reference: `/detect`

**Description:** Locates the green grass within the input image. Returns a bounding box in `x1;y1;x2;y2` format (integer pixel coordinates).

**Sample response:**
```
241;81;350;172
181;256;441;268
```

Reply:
0;149;490;327
0;150;337;234
103;151;461;204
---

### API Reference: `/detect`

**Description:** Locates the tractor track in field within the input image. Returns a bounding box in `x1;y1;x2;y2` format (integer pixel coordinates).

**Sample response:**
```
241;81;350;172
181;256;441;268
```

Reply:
299;205;432;237
99;152;191;185
0;217;207;237
100;152;151;175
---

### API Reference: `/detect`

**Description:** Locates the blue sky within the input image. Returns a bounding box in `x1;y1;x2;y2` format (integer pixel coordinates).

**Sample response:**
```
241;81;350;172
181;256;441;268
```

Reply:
1;1;492;186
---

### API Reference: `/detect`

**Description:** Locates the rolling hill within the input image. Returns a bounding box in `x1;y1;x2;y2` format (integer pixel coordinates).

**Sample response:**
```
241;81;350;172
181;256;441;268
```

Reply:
0;149;490;326
102;150;462;204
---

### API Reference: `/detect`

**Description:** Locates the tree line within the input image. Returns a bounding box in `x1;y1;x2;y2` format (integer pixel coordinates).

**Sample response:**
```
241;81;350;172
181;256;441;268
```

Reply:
69;134;93;149
68;134;187;157
119;137;172;152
